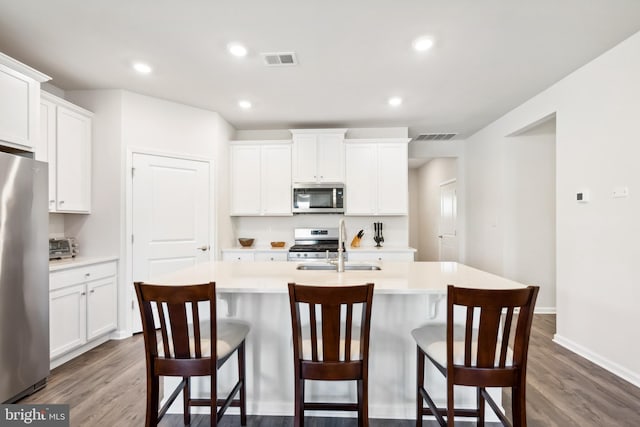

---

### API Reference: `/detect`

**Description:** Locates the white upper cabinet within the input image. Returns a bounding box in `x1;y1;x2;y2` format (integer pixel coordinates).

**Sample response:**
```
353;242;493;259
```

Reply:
40;91;93;213
230;141;292;216
291;129;347;183
345;139;409;216
39;97;57;205
0;52;50;151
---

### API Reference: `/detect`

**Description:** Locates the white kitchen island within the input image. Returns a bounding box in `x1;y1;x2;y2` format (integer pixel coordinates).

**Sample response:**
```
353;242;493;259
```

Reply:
152;261;526;420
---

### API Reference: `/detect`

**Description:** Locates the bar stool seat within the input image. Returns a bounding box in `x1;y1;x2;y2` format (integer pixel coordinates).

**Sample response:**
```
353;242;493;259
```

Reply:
412;324;514;367
158;319;250;359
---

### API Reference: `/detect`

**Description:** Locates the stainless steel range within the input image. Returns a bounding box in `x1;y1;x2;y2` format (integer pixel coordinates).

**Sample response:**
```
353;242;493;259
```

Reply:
287;228;347;261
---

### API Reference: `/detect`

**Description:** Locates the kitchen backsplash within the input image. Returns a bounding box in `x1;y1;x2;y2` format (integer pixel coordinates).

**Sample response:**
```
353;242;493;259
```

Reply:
232;215;409;248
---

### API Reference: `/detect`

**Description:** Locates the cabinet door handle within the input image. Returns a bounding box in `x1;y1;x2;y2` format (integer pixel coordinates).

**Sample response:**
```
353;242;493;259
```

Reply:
90;289;95;294
81;292;86;296
59;200;65;204
197;245;209;251
49;200;55;204
85;273;91;277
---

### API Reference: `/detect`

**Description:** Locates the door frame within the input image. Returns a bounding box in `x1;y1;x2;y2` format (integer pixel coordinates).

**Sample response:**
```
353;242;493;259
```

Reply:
124;147;216;336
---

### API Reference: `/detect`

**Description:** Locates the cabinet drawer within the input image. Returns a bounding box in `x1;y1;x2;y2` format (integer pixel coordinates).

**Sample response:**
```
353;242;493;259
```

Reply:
255;251;288;262
348;251;415;262
50;261;117;290
222;251;255;262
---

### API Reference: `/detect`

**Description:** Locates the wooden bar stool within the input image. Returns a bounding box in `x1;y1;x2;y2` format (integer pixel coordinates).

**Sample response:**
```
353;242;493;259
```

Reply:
134;281;249;427
287;282;375;427
413;285;539;427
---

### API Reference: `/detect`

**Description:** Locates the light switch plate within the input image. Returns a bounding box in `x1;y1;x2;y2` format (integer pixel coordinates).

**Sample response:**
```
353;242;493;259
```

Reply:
612;187;629;198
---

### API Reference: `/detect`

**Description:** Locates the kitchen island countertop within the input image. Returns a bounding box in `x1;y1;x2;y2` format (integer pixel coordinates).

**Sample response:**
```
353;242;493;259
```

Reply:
157;260;522;420
152;260;526;293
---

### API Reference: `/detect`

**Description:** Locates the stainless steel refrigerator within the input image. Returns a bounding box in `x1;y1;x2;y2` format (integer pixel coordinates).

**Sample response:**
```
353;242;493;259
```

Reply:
0;150;49;403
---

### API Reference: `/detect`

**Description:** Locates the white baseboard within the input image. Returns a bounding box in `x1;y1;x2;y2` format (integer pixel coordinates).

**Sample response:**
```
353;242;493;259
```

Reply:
534;306;556;314
553;333;640;388
110;329;132;340
50;335;110;369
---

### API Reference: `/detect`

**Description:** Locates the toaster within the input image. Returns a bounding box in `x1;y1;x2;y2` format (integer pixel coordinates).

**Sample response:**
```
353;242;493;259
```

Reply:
49;238;78;260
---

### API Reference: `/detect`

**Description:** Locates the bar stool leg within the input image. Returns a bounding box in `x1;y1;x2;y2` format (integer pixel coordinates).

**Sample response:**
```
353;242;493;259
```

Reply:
416;346;425;427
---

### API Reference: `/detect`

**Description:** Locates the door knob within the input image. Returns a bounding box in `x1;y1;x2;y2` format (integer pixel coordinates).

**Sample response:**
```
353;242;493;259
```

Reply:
438;235;443;238
197;245;209;251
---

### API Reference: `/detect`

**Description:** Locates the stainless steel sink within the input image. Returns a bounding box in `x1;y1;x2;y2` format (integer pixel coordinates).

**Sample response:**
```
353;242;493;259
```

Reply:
296;263;381;271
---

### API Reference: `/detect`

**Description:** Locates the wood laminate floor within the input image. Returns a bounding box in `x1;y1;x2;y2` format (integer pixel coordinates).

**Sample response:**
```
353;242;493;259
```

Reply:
20;315;640;426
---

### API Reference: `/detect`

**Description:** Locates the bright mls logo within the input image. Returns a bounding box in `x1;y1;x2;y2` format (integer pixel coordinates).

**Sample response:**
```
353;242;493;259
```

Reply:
0;404;69;426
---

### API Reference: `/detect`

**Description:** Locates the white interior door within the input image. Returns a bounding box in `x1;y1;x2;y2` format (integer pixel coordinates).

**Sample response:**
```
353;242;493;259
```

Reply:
131;153;211;332
439;180;458;261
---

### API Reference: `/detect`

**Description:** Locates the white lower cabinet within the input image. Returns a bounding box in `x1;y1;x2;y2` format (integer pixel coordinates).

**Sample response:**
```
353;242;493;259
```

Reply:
49;284;86;358
222;250;288;262
348;250;415;262
222;250;255;262
49;260;117;361
255;251;288;262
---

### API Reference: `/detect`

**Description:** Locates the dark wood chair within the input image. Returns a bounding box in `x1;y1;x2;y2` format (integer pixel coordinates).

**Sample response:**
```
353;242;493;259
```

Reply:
287;282;375;427
413;285;539;427
134;281;249;427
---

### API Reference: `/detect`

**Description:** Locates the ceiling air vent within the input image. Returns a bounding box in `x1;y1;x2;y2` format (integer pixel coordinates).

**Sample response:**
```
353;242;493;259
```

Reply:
261;52;298;66
413;133;457;141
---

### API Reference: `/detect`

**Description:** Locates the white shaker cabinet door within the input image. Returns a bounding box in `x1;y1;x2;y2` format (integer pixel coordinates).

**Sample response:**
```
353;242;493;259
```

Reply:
316;133;345;182
0;63;39;150
261;144;292;215
39;98;57;211
50;284;87;359
345;143;377;215
292;134;317;182
377;143;408;215
56;106;91;213
86;276;118;340
230;145;262;215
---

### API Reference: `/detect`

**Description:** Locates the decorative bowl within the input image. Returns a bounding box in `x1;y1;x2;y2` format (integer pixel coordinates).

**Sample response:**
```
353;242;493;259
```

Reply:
270;241;286;248
238;238;254;247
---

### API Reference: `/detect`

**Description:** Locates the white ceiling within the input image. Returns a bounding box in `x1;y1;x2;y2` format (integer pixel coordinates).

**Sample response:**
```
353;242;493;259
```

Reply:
1;1;640;138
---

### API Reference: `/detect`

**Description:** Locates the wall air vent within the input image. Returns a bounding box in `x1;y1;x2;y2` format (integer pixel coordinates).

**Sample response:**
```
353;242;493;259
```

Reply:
261;52;298;66
413;133;457;141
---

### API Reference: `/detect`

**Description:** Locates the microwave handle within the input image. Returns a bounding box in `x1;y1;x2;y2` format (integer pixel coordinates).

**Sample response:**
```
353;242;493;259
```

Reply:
333;188;337;208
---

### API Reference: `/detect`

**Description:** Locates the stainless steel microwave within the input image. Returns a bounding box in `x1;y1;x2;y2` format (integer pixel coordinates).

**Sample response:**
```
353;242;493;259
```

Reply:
292;183;345;214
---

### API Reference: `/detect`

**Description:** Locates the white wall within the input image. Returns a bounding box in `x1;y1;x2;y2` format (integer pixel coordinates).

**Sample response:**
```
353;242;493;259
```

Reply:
120;91;236;254
464;31;640;385
64;90;124;259
414;158;457;261
65;89;235;336
408;169;419;250
503;118;556;311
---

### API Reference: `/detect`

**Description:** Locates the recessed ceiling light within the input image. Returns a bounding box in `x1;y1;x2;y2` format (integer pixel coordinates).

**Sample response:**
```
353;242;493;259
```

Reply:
238;100;252;109
412;36;434;52
388;97;402;107
133;62;152;74
228;43;248;57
